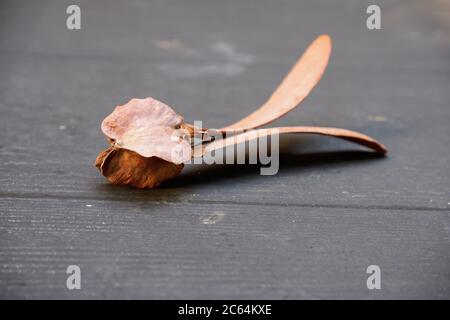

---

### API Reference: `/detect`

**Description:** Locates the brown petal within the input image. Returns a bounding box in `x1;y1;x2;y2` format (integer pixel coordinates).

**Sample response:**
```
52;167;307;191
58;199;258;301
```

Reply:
102;97;184;139
101;97;190;163
116;126;192;164
95;146;115;170
95;147;184;189
197;126;387;156
222;35;332;131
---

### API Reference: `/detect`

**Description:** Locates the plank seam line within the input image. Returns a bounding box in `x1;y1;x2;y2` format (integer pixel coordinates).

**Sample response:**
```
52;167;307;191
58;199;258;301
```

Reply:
0;193;448;212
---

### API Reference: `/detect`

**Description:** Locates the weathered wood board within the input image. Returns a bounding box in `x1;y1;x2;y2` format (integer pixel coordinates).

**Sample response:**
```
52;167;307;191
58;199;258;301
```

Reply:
0;0;449;298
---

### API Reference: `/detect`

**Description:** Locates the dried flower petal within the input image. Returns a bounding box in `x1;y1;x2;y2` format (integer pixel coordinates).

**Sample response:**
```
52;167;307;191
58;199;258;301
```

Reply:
101;97;190;163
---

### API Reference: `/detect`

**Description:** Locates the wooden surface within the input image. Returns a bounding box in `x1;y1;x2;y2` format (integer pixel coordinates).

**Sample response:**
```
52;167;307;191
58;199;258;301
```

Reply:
0;0;449;299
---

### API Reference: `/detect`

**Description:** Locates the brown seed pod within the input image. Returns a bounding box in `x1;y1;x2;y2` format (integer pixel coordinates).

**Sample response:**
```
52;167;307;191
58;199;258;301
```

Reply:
95;34;387;188
95;146;183;188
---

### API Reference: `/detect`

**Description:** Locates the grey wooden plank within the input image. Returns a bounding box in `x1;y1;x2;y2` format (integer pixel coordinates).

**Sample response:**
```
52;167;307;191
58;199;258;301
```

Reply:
1;0;447;68
0;0;449;300
0;55;449;209
1;1;449;211
0;198;448;299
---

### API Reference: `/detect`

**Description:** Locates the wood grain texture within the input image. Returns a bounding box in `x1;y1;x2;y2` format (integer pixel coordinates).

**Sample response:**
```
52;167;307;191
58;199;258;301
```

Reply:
0;198;449;299
0;0;449;299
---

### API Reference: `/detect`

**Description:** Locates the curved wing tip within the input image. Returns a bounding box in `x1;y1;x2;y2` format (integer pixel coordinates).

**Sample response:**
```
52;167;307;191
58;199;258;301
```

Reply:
372;142;388;155
314;34;332;56
317;34;332;44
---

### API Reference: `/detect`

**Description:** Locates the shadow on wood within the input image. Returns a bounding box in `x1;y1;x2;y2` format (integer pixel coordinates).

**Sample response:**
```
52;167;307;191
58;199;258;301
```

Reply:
167;150;384;188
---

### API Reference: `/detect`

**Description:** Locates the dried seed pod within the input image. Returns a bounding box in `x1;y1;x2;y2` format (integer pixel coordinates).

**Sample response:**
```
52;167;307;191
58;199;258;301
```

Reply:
95;146;183;188
95;35;387;189
95;97;191;188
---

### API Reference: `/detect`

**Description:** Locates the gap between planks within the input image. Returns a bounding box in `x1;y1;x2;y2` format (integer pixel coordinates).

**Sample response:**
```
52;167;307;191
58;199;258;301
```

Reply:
0;192;448;212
